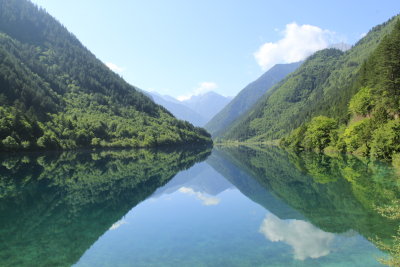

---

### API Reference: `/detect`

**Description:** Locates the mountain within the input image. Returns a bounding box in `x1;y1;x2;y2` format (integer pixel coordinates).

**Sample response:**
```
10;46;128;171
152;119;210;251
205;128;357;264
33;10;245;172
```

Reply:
205;62;301;137
144;91;231;126
0;0;211;151
220;15;399;148
146;92;207;126
282;17;400;159
181;91;232;124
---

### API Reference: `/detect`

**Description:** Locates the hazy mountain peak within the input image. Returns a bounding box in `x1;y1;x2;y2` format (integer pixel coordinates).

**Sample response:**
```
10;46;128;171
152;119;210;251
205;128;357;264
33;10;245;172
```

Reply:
181;91;230;102
180;91;232;123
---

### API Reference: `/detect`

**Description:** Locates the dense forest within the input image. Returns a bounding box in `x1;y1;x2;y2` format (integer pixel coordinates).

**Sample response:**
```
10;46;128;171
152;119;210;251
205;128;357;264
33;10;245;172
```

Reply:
281;18;400;160
219;15;399;161
0;0;211;151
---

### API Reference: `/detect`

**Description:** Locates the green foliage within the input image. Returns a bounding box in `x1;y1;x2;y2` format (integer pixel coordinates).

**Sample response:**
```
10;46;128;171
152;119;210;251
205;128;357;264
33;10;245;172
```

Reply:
303;116;337;151
280;124;307;150
348;87;374;116
361;19;400;115
2;136;18;150
340;19;400;159
36;130;60;149
0;0;212;151
280;116;337;152
342;118;373;155
370;120;400;159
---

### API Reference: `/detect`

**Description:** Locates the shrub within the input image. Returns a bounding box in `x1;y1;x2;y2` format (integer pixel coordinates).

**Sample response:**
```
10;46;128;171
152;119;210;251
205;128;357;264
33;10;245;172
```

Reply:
349;87;374;116
370;120;400;159
2;136;19;149
343;118;373;155
303;116;337;151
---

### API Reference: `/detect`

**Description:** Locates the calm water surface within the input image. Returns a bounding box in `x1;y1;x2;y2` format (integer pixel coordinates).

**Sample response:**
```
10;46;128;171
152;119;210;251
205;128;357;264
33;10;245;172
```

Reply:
0;146;399;266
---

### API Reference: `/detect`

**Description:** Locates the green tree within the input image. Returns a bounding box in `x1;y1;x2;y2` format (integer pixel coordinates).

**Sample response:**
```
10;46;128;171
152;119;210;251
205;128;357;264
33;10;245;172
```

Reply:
37;131;60;149
348;87;374;116
342;118;373;155
303;116;337;151
2;136;18;149
370;120;400;159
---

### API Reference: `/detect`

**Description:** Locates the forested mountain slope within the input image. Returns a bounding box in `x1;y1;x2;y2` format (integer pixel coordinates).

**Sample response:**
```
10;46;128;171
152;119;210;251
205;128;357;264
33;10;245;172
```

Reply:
282;18;400;160
0;0;211;151
205;62;301;137
220;15;399;143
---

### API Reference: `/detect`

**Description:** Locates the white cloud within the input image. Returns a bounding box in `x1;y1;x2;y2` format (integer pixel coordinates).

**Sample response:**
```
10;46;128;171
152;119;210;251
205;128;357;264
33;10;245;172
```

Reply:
254;23;335;71
178;186;220;206
177;82;218;101
105;62;124;73
109;219;128;230
259;214;334;260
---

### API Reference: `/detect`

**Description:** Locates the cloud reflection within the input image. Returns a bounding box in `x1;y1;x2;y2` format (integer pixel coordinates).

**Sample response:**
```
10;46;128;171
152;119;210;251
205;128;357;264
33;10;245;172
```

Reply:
259;214;334;260
178;187;220;206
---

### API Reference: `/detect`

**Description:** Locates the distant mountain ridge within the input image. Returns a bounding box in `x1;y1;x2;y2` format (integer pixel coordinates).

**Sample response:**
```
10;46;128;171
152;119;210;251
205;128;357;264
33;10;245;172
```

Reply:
181;91;233;123
146;92;207;126
206;62;301;137
147;91;232;126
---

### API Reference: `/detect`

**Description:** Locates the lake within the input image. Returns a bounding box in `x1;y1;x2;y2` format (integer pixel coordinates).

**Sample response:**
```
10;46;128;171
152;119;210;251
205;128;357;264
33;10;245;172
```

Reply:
0;145;399;266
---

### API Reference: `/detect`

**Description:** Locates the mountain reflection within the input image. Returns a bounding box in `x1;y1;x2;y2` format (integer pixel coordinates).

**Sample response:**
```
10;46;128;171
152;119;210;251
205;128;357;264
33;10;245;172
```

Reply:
0;147;211;267
1;144;399;266
211;145;400;259
152;161;233;198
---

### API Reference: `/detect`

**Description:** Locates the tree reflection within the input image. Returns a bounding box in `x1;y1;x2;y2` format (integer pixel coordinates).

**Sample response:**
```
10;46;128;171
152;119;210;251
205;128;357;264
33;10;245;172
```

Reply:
211;145;400;261
0;146;211;267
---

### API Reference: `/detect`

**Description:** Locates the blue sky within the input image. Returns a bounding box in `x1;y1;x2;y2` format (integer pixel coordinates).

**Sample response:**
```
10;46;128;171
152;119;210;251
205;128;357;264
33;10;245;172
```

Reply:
30;0;400;99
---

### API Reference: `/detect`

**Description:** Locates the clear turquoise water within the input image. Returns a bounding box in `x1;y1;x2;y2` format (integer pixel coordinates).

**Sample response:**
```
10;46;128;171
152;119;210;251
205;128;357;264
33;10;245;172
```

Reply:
0;146;398;266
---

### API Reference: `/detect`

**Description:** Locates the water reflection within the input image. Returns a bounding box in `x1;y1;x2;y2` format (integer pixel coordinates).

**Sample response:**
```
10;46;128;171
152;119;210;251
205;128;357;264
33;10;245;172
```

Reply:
0;147;211;267
259;214;334;260
178;187;221;206
212;145;400;264
152;161;233;198
1;145;399;266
